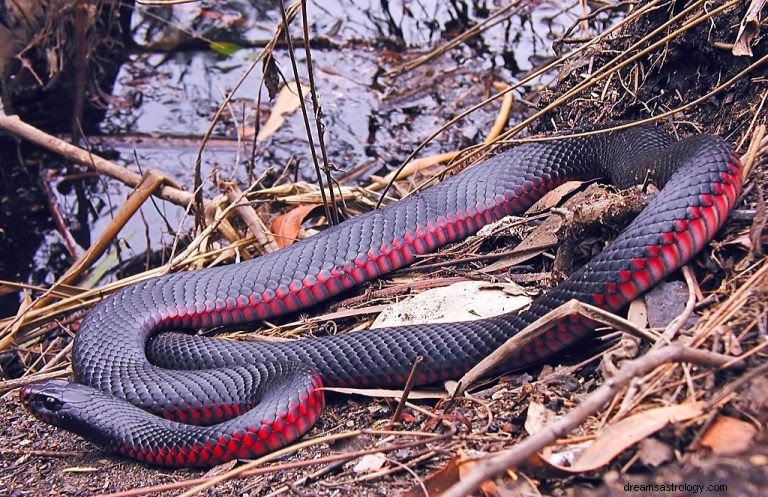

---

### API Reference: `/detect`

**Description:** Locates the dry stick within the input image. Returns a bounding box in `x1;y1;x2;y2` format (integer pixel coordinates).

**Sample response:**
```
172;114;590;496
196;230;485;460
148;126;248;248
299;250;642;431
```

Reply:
43;171;167;306
0;447;87;459
26;340;72;378
456;299;661;395
0;368;69;392
0;172;177;345
736;90;768;151
0;115;200;208
613;130;768;413
96;431;451;497
740;125;767;181
0;280;77;299
278;0;334;225
441;345;741;497
389;356;424;425
485;84;515;144
615;265;700;417
300;0;339;224
621;256;768;417
0;179;262;340
222;182;279;254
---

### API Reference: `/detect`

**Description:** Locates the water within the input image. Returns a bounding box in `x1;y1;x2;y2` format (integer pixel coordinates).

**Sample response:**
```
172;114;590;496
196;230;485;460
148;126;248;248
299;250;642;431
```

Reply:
1;0;585;314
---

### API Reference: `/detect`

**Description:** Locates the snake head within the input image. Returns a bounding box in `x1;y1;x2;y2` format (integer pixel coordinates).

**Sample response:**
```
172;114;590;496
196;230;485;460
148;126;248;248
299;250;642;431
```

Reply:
21;380;71;417
20;380;108;440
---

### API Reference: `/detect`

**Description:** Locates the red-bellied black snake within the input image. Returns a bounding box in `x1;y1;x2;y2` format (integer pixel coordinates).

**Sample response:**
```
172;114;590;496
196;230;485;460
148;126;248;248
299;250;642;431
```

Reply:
21;126;742;467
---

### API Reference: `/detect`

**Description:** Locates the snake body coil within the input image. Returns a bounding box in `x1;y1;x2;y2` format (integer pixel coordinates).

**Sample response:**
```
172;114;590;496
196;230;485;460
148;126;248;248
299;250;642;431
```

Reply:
22;126;742;467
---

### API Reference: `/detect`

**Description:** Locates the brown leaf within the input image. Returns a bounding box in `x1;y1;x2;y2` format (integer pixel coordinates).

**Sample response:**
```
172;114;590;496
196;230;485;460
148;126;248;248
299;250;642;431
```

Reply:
528;180;586;215
399;452;499;497
556;403;703;473
644;280;696;329
637;437;674;468
399;454;461;497
270;204;320;248
732;0;765;57
524;401;559;436
699;415;756;455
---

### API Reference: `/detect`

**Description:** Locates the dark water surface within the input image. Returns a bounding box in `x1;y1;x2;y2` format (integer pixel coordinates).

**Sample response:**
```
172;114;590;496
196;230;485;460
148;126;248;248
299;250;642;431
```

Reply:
1;0;591;315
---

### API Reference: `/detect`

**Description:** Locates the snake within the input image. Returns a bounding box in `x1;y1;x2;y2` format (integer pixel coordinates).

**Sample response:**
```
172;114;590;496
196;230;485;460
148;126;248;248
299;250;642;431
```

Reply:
20;125;742;468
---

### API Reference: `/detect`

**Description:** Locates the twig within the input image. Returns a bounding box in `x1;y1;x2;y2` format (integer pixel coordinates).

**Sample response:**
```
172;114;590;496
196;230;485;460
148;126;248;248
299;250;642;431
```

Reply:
442;345;742;497
177;429;449;497
0;447;87;458
657;265;699;343
221;182;279;254
278;0;334;225
0;368;70;392
0;114;202;209
456;299;662;394
300;0;338;224
39;169;80;258
390;356;423;425
95;430;451;497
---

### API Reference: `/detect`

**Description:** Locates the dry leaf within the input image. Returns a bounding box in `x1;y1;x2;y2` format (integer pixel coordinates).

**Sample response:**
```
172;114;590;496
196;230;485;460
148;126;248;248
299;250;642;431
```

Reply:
399;454;462;497
353;453;387;474
371;281;529;328
482;182;596;273
732;0;764;57
524;401;559;436
558;403;704;473
637;437;674;467
255;81;309;141
699;415;756;455
644;280;696;329
527;180;586;215
400;452;498;497
270;204;320;248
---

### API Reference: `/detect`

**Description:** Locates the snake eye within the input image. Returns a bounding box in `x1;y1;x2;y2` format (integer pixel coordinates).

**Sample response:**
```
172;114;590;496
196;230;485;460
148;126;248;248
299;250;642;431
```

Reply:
42;395;62;411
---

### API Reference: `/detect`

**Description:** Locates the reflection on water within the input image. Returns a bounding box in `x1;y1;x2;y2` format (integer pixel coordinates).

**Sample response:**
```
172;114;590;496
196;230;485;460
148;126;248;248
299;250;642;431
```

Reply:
2;0;589;315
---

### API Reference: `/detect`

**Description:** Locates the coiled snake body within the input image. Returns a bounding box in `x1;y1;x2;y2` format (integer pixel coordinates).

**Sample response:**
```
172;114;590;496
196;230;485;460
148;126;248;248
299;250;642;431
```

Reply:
22;126;742;467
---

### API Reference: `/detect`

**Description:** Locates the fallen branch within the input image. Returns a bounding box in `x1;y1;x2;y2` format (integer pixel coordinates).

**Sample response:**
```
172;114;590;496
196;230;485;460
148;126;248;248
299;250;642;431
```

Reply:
456;299;663;394
0;114;205;210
